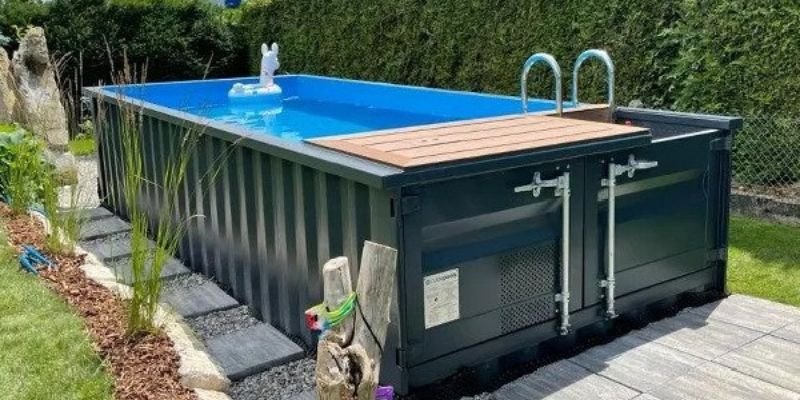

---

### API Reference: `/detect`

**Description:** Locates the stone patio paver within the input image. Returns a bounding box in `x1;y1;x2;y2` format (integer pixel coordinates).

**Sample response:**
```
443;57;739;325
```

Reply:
206;324;304;380
483;295;800;400
632;311;764;360
772;321;800;345
646;362;799;400
493;360;639;400
688;294;800;333
715;335;800;393
570;334;706;393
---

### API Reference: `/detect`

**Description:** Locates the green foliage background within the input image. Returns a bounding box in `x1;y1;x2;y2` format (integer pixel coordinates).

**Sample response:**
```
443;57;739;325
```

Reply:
239;0;800;117
2;0;800;186
0;0;247;86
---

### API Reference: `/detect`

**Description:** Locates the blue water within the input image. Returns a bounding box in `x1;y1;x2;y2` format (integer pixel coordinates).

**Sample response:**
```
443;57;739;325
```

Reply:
109;75;568;140
192;97;454;140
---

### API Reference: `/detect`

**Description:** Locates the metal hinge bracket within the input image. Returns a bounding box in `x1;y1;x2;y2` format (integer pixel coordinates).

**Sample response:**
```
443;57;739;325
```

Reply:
711;136;733;151
601;155;659;186
515;171;570;198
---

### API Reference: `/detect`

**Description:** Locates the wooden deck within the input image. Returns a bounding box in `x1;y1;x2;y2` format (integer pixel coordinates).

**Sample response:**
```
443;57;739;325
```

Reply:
311;115;649;168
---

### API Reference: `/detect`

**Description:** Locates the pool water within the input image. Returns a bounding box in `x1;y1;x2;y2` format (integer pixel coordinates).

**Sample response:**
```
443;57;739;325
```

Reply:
192;97;454;140
109;75;568;140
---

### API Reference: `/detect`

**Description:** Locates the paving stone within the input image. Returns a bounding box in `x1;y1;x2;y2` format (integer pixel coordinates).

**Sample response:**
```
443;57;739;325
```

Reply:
494;360;639;400
715;335;800;393
633;311;764;360
570;334;705;393
162;281;238;318
79;216;131;241
632;395;661;400
109;256;190;285
689;295;800;333
81;235;139;262
772;321;800;345
647;362;799;400
63;206;113;222
206;324;304;381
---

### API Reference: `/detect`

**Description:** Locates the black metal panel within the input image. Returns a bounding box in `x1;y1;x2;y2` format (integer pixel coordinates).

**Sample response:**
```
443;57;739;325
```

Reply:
94;100;398;340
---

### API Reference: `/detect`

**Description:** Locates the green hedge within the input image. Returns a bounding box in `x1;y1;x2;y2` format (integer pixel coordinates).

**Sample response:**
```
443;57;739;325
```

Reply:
240;1;800;116
1;0;248;86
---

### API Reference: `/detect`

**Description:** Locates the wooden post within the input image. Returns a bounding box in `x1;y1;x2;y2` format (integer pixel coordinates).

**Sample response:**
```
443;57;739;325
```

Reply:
316;241;398;400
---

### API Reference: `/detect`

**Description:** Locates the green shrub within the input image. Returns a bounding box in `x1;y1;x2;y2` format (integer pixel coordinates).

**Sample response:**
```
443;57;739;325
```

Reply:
41;0;248;87
0;129;47;214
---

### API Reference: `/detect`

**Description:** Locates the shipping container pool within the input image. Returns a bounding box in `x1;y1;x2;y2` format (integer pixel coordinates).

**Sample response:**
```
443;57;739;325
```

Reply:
86;73;741;394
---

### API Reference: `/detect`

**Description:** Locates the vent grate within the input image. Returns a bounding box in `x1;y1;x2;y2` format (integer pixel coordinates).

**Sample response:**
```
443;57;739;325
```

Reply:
499;242;557;305
498;242;557;334
501;295;556;334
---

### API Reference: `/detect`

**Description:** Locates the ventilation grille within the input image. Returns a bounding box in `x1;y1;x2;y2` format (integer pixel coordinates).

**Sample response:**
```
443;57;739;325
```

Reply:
498;242;557;334
501;295;556;334
499;242;557;305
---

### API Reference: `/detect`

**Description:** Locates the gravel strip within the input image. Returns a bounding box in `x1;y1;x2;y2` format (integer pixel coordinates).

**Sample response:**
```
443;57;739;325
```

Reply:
163;273;208;291
186;306;261;341
229;357;316;400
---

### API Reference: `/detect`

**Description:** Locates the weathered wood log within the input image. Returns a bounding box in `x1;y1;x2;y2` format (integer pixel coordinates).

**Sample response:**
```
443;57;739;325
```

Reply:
321;256;354;345
316;241;398;400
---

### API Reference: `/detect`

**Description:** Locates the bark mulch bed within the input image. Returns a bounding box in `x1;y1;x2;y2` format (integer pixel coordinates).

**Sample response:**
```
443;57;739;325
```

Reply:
1;204;196;400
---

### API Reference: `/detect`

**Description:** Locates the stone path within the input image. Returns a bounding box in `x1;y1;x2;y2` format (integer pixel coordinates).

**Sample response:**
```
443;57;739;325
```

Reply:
483;295;800;400
78;207;307;398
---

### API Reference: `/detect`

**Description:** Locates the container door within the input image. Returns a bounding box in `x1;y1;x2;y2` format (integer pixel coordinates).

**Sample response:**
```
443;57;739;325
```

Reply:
584;133;713;309
401;160;585;367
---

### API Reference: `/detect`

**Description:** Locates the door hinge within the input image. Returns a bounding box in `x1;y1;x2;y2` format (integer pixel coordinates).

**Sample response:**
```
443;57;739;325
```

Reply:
396;348;407;365
708;247;728;262
711;136;733;151
401;196;421;215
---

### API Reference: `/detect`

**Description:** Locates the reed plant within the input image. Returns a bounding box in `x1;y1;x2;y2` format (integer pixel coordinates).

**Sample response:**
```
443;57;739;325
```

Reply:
40;173;85;255
103;51;235;335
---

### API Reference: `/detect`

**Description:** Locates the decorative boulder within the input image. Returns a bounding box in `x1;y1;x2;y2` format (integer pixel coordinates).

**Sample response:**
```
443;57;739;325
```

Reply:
0;48;18;123
11;27;68;148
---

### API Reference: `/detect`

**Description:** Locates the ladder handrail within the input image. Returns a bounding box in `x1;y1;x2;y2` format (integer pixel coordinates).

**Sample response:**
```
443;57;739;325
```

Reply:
572;49;615;112
520;53;563;116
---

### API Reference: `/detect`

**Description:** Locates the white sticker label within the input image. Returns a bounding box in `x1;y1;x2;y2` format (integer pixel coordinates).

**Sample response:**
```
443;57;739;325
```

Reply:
423;268;460;329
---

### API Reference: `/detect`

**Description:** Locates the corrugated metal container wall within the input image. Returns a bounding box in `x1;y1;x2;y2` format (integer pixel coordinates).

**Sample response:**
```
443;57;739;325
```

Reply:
95;101;398;342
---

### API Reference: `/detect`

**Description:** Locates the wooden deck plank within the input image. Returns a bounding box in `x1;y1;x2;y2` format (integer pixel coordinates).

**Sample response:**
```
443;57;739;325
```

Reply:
311;115;648;169
393;124;618;158
372;119;589;152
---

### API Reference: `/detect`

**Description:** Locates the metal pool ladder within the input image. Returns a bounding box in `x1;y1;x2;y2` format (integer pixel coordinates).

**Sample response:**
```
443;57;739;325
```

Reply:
520;53;563;115
572;49;615;114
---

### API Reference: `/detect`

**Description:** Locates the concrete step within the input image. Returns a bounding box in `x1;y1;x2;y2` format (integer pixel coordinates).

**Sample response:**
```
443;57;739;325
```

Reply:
161;279;239;318
107;256;190;285
63;206;114;222
81;235;140;262
80;216;131;241
206;323;305;381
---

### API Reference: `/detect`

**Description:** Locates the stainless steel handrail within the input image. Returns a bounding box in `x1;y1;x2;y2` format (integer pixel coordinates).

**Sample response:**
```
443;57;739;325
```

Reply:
520;53;563;115
572;49;615;112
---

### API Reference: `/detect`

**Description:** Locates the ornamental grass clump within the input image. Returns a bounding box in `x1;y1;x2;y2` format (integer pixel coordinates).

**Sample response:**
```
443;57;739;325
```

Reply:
104;52;222;336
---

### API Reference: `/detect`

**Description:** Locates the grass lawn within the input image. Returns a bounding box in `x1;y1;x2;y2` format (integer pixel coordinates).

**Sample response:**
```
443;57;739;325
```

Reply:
729;215;800;307
0;241;113;399
68;135;96;157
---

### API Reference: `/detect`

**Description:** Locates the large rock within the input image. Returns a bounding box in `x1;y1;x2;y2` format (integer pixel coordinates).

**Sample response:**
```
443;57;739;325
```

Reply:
11;27;68;148
0;48;18;122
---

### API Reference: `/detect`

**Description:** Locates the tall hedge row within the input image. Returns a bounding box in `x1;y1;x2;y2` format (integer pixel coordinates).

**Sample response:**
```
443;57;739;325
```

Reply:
1;0;248;86
240;0;800;116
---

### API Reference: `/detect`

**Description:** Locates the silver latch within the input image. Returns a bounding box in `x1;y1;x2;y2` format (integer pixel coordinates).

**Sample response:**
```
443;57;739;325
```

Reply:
515;171;570;197
602;154;658;185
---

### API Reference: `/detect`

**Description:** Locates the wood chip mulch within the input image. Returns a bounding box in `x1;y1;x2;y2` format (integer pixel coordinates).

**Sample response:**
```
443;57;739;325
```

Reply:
1;205;197;400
